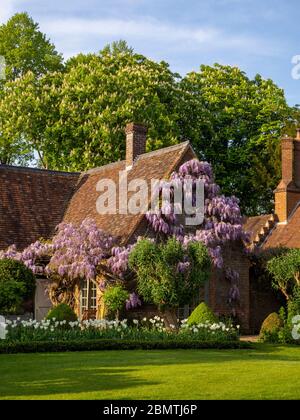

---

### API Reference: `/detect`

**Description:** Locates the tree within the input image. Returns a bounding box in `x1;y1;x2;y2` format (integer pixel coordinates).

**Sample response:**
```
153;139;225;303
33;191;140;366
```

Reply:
0;71;62;166
0;12;63;80
0;258;36;314
0;12;63;165
103;284;129;319
1;41;180;170
129;238;211;323
179;64;290;215
267;249;300;301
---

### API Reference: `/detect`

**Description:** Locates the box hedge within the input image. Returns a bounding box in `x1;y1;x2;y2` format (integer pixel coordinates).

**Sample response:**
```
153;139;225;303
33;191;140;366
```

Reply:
0;338;252;354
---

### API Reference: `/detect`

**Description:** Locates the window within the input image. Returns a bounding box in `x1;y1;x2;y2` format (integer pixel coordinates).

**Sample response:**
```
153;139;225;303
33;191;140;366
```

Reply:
80;279;97;316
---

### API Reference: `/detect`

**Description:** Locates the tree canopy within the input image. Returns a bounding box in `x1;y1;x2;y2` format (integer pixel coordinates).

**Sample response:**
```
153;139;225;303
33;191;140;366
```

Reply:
0;12;63;80
179;64;290;215
0;13;297;215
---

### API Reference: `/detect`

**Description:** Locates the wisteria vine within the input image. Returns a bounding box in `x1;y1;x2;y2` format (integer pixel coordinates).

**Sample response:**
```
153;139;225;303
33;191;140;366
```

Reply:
0;159;248;312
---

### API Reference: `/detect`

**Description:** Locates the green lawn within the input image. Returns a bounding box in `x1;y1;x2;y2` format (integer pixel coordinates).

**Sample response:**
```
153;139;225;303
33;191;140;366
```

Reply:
0;344;300;399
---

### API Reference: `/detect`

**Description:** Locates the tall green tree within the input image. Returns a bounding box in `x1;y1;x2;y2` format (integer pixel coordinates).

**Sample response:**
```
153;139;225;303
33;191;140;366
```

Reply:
0;12;63;80
0;71;61;166
180;64;290;215
0;12;63;165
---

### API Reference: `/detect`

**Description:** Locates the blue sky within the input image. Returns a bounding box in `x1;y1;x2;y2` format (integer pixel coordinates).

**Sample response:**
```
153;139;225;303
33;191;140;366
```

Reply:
1;0;300;104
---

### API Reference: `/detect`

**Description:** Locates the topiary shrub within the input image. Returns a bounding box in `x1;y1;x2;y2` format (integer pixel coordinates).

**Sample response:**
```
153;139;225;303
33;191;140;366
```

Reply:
0;258;36;314
187;302;217;326
259;312;283;342
103;284;129;319
46;303;77;322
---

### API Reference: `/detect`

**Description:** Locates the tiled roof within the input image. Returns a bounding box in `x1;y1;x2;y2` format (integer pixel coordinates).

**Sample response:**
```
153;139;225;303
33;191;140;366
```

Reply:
64;141;195;243
244;205;300;250
243;214;273;242
243;214;279;249
0;165;80;250
263;205;300;249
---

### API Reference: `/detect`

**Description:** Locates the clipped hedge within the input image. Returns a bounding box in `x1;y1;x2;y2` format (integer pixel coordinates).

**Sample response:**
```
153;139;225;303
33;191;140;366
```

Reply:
187;302;217;326
46;303;77;322
259;312;283;342
0;339;253;354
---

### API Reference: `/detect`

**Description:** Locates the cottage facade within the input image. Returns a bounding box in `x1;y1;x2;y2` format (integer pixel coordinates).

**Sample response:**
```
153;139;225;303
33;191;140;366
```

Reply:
0;123;262;332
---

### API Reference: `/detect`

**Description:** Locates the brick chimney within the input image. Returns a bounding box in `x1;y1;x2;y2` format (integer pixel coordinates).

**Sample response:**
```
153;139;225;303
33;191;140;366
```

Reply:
275;129;300;222
125;123;147;168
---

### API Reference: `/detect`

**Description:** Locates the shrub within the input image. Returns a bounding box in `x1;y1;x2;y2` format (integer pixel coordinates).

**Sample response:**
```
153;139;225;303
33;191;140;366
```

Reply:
129;238;211;310
187;302;217;326
103;285;129;318
46;303;77;322
0;339;252;354
259;312;283;343
267;249;300;300
0;258;36;314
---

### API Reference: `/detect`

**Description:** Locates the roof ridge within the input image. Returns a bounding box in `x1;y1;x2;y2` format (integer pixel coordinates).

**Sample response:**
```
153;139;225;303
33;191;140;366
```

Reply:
136;141;190;161
0;164;79;176
83;160;125;175
82;141;191;176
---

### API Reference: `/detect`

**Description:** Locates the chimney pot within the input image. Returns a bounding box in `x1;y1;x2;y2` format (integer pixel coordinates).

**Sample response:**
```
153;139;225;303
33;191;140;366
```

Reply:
125;123;147;168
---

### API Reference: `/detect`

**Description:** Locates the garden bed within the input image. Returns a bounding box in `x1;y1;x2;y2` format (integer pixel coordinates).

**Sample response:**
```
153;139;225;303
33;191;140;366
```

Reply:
0;316;250;353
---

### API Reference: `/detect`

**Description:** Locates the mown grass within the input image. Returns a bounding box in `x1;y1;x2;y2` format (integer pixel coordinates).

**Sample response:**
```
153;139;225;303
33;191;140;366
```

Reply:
0;344;299;400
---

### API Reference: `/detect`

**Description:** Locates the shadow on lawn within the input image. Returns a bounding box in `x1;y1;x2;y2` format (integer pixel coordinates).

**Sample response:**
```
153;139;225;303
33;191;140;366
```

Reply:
1;367;158;398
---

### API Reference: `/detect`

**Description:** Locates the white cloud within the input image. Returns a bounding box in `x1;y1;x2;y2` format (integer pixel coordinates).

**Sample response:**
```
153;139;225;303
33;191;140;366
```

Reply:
41;17;217;44
40;16;279;60
0;0;15;23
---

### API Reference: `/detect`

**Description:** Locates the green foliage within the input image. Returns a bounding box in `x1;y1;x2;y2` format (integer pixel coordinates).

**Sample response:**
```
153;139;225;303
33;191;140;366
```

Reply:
259;312;283;343
0;339;249;354
267;248;300;300
180;64;290;214
0;12;63;165
129;238;211;309
1;40;180;169
46;303;77;322
0;258;36;314
187;302;217;326
260;291;300;344
0;12;63;80
103;285;129;317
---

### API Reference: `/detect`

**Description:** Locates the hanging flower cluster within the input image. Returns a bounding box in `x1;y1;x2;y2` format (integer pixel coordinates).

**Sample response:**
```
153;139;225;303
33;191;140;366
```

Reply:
145;158;248;269
0;241;51;274
225;267;241;315
126;292;142;310
107;245;134;277
46;218;115;281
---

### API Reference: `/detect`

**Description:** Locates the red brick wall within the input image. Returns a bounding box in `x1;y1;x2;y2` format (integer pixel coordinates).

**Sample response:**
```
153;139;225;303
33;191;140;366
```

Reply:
249;269;284;334
208;243;250;333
